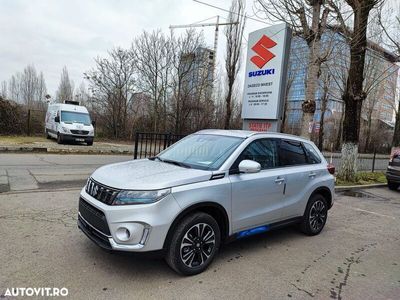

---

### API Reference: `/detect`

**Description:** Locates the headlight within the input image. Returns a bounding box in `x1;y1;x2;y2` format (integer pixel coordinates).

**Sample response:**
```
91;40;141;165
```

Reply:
113;188;171;205
62;127;70;133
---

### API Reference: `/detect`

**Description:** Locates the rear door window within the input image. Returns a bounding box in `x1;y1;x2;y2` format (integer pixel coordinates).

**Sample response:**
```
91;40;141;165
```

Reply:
303;142;322;164
278;139;307;166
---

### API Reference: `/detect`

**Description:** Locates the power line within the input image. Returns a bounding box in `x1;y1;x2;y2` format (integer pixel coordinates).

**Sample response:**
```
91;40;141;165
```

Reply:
193;0;270;25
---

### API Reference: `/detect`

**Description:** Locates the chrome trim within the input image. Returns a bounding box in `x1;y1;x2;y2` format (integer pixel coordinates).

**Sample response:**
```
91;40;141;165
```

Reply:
78;212;112;238
109;238;145;250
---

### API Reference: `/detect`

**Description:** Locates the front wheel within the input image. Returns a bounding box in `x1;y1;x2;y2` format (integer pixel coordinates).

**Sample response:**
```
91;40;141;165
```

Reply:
165;212;221;276
300;194;328;236
388;181;399;191
57;133;63;144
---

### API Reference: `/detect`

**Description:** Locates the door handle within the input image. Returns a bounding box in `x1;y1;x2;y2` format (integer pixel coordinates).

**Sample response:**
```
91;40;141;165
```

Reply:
309;172;317;178
274;177;285;184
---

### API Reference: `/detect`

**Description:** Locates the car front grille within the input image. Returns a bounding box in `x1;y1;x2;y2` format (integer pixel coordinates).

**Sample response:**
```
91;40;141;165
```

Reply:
78;197;111;236
71;130;89;135
86;178;119;205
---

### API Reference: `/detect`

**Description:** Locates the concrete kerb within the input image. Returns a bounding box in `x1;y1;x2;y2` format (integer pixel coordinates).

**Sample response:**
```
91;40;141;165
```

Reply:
0;146;133;155
335;183;388;191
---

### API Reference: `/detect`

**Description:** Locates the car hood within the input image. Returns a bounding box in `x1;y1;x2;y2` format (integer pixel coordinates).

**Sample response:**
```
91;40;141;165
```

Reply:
91;159;213;190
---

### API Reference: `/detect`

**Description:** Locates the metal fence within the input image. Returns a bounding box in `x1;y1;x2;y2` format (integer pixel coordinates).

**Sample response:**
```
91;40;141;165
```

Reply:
133;132;186;159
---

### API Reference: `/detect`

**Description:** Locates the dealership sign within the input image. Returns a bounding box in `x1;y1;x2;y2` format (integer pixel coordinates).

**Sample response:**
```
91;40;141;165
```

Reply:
242;23;292;130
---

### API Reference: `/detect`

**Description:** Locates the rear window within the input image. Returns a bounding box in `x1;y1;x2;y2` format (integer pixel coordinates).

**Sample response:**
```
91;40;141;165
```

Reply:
278;140;307;166
303;142;322;164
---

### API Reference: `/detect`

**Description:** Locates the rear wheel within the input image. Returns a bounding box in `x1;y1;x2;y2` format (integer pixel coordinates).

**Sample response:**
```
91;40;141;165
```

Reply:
300;194;328;236
388;181;399;191
87;141;93;146
165;212;220;276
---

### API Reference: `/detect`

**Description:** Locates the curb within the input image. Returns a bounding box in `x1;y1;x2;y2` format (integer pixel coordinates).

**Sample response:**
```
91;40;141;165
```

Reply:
335;183;387;191
0;146;133;155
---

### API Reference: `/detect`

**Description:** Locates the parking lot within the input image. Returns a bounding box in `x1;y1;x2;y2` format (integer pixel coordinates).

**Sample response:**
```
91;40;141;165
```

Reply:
0;176;399;299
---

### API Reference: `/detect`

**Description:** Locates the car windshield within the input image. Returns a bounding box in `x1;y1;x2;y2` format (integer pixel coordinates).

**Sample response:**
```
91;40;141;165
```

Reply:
61;111;91;125
157;134;244;170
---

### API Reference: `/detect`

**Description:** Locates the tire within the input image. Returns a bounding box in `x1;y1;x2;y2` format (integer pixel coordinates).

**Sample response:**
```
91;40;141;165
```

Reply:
87;141;93;146
300;194;328;236
57;133;63;144
165;212;221;276
388;181;399;191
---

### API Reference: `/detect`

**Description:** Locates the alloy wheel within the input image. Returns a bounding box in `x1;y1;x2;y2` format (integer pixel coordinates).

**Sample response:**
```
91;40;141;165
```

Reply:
309;200;326;232
180;223;216;268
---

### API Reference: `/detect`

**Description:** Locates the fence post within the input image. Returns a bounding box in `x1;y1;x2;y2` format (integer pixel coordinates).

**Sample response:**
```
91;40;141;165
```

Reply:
27;109;31;136
372;147;377;173
134;132;139;159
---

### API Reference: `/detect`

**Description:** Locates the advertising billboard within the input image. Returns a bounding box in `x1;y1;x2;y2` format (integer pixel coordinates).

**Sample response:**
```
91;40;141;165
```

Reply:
242;23;292;131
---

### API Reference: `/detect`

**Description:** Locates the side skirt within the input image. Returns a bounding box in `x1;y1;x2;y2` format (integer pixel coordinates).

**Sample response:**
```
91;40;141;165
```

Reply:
226;217;303;243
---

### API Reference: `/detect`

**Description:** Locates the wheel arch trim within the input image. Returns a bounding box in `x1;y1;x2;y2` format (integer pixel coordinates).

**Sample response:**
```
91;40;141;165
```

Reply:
163;201;230;249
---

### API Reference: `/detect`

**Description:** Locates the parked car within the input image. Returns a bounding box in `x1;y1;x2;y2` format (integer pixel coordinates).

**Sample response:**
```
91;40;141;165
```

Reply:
45;100;95;145
387;149;400;190
78;129;335;275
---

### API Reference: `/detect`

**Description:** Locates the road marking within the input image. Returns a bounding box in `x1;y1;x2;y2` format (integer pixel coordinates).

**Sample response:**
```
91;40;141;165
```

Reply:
335;202;396;220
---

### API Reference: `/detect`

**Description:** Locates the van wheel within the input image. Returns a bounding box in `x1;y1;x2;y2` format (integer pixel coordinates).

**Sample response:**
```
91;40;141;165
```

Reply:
388;181;399;190
165;212;220;276
87;141;93;146
300;194;328;236
57;133;63;144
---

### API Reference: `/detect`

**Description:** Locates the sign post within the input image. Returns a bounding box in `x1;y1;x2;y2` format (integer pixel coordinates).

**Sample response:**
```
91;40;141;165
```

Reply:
242;23;292;132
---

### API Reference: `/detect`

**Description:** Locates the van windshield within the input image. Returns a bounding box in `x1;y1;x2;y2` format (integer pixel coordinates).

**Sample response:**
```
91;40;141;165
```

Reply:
61;111;91;125
157;134;244;170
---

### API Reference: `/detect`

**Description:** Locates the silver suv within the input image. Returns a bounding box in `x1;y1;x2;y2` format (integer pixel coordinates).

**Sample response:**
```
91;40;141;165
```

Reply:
78;130;335;275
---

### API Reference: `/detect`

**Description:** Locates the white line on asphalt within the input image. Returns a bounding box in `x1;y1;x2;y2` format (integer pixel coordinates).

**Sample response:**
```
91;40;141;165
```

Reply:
335;202;396;220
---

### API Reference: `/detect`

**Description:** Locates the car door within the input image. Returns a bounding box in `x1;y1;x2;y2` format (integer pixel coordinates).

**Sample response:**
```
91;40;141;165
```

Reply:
230;138;286;232
278;139;319;219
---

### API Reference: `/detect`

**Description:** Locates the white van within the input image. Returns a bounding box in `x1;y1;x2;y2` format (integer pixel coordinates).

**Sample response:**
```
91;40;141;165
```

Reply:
45;101;95;145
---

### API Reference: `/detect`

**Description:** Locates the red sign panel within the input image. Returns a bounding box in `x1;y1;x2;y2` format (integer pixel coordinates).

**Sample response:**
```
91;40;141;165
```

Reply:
248;121;272;132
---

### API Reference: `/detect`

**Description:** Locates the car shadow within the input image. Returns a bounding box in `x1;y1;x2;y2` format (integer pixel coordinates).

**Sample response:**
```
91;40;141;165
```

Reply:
78;225;303;278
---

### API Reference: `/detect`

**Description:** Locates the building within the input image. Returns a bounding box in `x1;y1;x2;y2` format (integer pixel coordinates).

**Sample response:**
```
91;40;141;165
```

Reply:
179;47;214;101
285;29;399;149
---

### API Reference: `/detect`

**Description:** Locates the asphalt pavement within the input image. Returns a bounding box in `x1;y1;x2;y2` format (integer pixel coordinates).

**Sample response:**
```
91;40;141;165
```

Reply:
0;184;399;299
0;153;132;192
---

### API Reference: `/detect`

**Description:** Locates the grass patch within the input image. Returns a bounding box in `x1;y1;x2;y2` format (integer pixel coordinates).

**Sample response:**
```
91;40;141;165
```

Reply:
0;135;47;144
336;171;387;186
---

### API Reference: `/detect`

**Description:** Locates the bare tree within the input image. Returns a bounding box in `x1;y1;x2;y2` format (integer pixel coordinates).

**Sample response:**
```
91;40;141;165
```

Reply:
224;0;246;129
85;48;136;138
377;2;400;148
333;0;383;181
256;0;337;138
1;81;7;99
132;30;173;132
56;66;74;103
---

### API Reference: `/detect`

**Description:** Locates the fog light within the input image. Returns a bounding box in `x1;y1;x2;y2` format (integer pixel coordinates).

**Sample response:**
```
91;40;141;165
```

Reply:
116;227;131;241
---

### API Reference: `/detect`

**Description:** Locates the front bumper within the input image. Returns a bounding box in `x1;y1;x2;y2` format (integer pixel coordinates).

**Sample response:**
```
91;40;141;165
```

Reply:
78;212;147;251
77;188;181;252
386;167;400;183
60;133;93;143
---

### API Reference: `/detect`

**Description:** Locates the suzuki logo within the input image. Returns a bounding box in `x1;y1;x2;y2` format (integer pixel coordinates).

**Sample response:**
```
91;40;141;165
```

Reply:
250;35;277;69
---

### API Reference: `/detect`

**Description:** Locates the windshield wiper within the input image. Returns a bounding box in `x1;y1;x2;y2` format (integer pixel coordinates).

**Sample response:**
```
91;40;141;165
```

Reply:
149;156;191;168
161;159;191;169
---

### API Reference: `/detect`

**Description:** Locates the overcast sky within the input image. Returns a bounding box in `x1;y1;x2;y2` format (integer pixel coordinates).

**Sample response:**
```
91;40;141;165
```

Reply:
0;0;266;96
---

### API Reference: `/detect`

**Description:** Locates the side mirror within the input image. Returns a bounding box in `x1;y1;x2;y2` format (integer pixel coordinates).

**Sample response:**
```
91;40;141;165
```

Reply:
91;120;96;127
54;116;60;123
238;160;261;173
